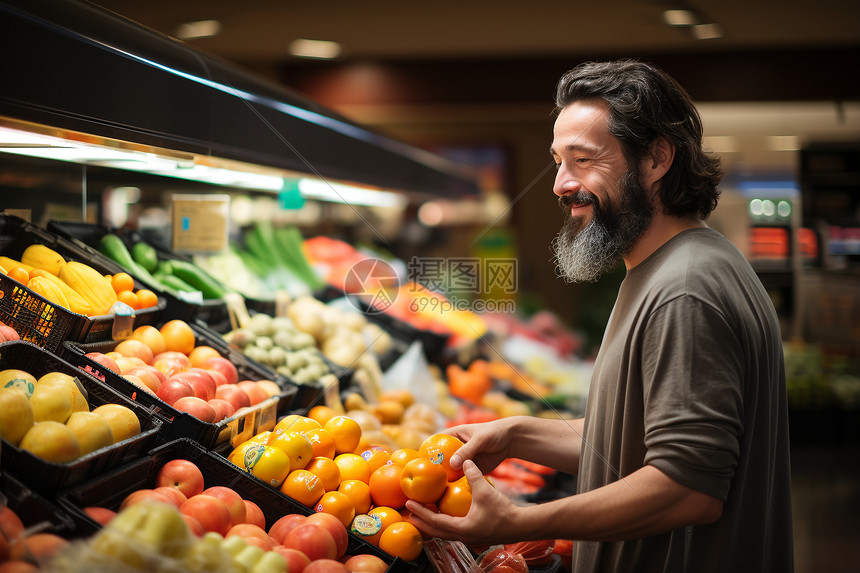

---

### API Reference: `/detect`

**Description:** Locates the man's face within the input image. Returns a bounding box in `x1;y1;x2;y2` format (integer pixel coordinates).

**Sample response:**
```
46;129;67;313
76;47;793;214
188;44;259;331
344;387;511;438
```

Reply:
549;99;654;283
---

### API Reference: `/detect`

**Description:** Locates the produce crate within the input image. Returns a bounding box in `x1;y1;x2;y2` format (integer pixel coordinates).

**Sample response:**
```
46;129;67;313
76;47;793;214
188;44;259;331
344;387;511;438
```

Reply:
47;220;272;332
56;438;427;573
61;321;300;450
0;340;164;495
0;215;166;353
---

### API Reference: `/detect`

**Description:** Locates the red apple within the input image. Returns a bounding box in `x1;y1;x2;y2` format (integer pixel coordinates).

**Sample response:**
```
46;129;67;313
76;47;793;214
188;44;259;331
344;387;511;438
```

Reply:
152;352;192;377
237;380;269;406
181;494;232;536
208;398;236;422
173;368;217;400
284;523;337;561
243;500;266;529
153;486;188;507
156;378;194;406
227;523;276;550
303;559;349;573
272;546;311;573
343;554;389;573
203;356;239;385
208;369;228;387
183;514;206;537
202;486;246;526
119;488;173;510
256;380;283;398
85;352;120;374
268;514;307;545
306;512;348;559
83;507;116;526
215;384;251;412
155;459;205;498
125;366;163;393
115;355;146;374
173;396;217;422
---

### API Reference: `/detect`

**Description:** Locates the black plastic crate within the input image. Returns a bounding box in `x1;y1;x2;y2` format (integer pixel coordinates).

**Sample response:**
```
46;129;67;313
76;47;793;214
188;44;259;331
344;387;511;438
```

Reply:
0;340;164;495
56;438;425;573
0;472;80;538
61;321;301;450
0;215;166;352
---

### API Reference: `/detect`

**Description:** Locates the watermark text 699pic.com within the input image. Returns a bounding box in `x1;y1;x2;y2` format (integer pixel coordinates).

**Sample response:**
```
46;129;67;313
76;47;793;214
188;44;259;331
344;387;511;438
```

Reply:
406;256;518;314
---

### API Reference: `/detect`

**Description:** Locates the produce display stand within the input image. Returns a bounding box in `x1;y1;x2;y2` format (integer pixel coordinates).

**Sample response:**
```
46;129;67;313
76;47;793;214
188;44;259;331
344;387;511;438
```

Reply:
0;214;166;354
0;340;164;496
56;438;430;573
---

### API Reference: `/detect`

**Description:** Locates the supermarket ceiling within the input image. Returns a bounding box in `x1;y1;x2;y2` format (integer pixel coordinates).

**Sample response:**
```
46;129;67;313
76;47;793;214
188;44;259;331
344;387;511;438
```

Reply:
89;0;860;64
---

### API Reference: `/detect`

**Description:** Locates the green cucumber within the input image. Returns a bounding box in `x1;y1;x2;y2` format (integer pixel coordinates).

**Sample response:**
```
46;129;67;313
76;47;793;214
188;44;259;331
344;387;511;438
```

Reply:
167;259;227;299
131;241;159;273
99;234;160;284
154;272;199;294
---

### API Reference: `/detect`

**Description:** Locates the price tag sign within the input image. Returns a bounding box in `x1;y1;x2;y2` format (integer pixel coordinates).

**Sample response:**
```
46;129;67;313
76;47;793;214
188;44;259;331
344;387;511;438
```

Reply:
171;194;231;253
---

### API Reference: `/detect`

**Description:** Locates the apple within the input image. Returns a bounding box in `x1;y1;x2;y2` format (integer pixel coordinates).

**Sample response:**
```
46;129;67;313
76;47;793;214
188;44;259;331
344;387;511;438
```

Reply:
202;486;246;526
237;380;269;406
343;554;389;573
306;512;349;558
153;486;188;507
152;352;192;377
173;396;217;423
256;380;283;398
173;369;217;401
181;494;232;536
203;356;239;385
10;532;69;564
284;523;337;561
268;513;307;545
125;366;162;393
83;506;116;526
114;355;146;374
215;384;251;412
272;546;311;573
156;459;205;498
85;352;120;374
124;374;156;396
156;378;194;406
227;523;276;551
243;500;266;529
303;559;349;573
208;398;236;422
119;488;173;510
208;369;228;387
183;514;206;537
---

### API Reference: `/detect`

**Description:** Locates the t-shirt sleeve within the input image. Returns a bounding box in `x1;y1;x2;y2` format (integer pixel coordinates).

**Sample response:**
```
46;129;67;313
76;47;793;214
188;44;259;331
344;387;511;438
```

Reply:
640;295;744;501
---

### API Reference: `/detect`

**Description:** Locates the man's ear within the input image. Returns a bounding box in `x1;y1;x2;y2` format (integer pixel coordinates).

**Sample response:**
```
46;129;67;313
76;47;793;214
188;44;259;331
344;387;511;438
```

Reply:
639;136;675;190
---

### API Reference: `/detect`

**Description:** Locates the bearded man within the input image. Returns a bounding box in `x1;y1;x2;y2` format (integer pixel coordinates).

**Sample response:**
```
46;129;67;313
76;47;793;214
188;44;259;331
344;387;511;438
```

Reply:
407;60;794;573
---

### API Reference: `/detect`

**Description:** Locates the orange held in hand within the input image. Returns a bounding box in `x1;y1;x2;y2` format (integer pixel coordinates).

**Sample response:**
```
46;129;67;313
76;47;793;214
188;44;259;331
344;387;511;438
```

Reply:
419;433;465;482
368;463;408;510
400;456;448;504
438;475;472;517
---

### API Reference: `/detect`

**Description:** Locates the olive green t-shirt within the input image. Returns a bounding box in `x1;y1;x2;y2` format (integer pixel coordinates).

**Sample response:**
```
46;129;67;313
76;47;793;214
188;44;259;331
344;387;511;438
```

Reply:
573;228;794;572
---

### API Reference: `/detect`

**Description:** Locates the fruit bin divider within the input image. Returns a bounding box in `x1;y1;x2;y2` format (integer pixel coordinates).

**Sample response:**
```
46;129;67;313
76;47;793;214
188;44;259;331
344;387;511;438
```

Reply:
0;214;166;353
0;471;80;539
0;340;164;496
60;319;302;451
55;437;429;573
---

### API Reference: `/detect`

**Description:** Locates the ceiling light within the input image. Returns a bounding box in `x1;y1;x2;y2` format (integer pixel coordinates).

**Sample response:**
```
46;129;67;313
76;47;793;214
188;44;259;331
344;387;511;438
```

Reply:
767;135;801;151
289;39;342;60
297;178;407;208
703;135;737;153
663;9;697;26
691;23;723;40
175;20;221;40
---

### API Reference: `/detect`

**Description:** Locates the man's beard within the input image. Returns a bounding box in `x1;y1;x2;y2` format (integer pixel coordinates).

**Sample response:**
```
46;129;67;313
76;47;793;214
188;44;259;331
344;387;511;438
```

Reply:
551;170;654;283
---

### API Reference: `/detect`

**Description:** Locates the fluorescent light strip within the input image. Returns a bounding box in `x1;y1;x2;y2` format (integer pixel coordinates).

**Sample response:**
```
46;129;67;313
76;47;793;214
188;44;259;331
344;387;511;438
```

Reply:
289;39;342;60
298;178;407;208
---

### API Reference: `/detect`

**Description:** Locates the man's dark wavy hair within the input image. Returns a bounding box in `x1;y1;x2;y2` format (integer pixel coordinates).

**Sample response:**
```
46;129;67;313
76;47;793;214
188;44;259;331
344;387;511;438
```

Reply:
555;59;723;219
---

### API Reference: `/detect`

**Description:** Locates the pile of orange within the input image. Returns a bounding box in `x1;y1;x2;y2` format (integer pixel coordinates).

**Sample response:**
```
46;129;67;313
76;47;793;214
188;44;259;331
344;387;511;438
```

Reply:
106;271;158;310
228;410;472;562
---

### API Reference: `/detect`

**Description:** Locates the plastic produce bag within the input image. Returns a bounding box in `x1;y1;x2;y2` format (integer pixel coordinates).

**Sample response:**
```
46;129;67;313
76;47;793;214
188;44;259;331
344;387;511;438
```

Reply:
382;340;438;410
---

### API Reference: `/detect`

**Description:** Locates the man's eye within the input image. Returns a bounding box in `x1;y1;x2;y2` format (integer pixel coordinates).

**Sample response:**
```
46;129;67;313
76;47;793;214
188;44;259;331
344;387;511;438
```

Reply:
575;157;591;164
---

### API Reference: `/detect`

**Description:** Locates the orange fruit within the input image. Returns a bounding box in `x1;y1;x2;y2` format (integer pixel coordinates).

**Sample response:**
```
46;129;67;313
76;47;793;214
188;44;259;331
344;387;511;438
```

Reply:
368;463;408;510
315;491;355;528
136;289;158;309
324;415;362;454
188;345;222;368
305;427;336;459
273;414;322;438
116;290;140;310
351;506;402;546
159;320;195;355
268;431;314;472
7;267;30;284
359;446;392;474
130;325;167;355
334;453;371;484
337;479;371;514
307;405;338;426
248;446;291;488
378;521;424;561
111;272;135;294
388;448;420;468
400;457;447;504
438;476;472;517
306;456;341;491
281;469;326;507
114;338;155;365
419;433;465;482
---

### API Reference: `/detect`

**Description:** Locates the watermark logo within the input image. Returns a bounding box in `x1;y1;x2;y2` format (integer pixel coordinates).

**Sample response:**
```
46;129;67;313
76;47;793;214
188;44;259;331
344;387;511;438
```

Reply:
343;258;400;313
